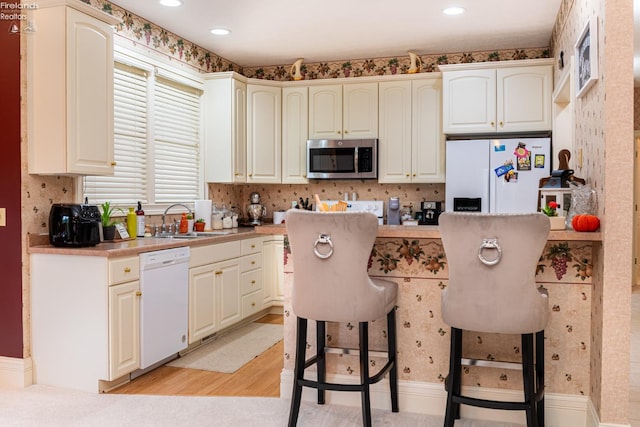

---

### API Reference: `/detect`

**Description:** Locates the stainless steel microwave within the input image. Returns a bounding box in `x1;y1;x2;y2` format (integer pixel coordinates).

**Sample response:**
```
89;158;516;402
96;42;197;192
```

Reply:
306;139;378;179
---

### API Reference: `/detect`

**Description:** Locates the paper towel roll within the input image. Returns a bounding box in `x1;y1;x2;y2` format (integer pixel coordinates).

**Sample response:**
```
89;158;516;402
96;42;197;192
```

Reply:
194;200;212;230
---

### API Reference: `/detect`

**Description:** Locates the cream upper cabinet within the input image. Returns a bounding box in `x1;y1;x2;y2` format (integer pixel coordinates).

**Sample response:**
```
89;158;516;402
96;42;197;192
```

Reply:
441;60;553;134
378;77;444;183
412;78;444;182
378;81;412;182
309;82;378;139
247;84;282;183
282;87;309;184
204;74;247;183
28;2;119;175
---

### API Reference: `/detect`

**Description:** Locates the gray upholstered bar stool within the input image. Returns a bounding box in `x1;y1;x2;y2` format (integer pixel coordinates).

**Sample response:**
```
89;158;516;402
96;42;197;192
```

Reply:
438;212;550;427
284;209;399;427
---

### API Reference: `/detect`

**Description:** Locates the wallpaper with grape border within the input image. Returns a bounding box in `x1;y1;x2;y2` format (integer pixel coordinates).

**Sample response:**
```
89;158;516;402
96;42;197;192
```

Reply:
283;238;592;396
83;0;549;80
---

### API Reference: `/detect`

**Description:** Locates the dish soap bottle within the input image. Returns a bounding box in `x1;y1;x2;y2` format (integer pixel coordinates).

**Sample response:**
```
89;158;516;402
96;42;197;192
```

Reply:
179;213;189;233
127;207;137;239
136;201;145;238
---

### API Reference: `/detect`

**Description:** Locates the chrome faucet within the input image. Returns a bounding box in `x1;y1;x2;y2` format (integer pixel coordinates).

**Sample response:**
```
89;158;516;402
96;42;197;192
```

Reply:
161;203;193;234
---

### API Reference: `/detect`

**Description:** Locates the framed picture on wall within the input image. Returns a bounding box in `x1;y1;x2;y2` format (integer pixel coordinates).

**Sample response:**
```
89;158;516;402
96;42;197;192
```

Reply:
575;16;598;98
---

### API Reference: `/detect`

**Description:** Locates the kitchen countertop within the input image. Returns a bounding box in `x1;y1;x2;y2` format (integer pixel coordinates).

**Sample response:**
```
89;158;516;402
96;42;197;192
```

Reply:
28;228;259;258
255;223;602;241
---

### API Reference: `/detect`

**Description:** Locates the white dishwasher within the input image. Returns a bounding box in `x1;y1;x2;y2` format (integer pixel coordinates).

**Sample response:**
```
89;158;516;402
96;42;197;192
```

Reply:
139;246;190;369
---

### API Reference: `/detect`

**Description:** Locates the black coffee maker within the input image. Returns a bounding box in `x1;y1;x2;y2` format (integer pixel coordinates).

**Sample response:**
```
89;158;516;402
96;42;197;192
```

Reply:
419;201;442;225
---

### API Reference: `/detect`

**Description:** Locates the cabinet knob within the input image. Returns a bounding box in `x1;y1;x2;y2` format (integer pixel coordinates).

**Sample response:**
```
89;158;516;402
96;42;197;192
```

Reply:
406;174;410;177
251;261;256;265
337;130;341;134
251;244;255;248
412;174;416;177
135;291;142;297
490;121;495;126
234;172;240;176
499;121;504;127
215;271;223;275
124;267;131;273
344;130;348;134
111;161;117;166
248;174;252;177
251;302;256;307
251;280;256;284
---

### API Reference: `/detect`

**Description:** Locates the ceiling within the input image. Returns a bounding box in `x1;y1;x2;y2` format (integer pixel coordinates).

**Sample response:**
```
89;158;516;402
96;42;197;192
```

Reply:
109;0;564;68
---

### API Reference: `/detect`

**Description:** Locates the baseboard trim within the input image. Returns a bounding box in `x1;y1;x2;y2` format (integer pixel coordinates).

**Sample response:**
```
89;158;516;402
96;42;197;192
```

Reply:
280;368;590;426
0;356;33;388
586;398;631;427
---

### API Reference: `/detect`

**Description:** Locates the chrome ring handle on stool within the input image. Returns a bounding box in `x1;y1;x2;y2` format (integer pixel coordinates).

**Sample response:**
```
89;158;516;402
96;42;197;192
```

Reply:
313;233;334;259
477;238;502;266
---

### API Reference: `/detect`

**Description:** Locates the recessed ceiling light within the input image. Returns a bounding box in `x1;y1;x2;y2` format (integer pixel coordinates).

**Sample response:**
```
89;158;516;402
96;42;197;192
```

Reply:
210;27;231;36
442;6;465;15
159;0;183;7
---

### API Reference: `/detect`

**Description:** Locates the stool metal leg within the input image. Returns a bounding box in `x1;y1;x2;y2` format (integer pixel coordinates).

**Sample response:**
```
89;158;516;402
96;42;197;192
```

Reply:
387;307;399;412
536;330;545;427
317;321;326;405
521;333;537;427
288;317;308;427
444;327;462;427
359;322;373;427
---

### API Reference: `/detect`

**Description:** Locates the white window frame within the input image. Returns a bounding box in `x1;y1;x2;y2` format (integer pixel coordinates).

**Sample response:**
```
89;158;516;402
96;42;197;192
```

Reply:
78;44;206;216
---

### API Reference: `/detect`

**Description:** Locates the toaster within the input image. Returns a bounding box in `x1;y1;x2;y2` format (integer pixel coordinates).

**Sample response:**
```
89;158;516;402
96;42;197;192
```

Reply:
49;204;102;247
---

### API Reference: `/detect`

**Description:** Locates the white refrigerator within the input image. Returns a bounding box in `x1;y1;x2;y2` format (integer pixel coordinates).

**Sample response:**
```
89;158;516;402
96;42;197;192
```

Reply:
445;137;551;213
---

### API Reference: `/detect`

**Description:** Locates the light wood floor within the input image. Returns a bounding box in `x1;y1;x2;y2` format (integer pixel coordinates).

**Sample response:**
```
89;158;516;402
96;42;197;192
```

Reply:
110;314;284;397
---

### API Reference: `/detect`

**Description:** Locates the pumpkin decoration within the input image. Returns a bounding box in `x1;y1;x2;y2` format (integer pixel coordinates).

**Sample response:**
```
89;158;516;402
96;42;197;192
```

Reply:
571;214;600;232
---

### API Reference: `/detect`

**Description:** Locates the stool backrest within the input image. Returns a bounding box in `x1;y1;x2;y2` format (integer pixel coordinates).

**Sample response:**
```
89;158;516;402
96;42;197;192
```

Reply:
285;209;385;322
439;212;550;334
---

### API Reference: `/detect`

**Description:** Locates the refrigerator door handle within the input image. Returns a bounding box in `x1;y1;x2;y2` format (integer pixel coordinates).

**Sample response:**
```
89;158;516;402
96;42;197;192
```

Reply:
485;168;493;213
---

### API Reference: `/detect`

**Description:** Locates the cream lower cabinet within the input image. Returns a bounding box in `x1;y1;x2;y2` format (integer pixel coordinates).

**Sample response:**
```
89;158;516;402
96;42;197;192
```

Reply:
188;237;266;344
247;84;282;183
31;254;140;393
28;2;119;175
262;235;284;306
204;73;247;183
441;59;553;134
378;77;444;183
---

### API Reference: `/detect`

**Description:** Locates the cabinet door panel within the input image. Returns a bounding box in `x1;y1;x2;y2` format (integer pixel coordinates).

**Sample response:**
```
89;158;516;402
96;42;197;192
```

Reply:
412;79;444;182
498;66;552;132
378;81;412;183
443;69;496;134
109;280;140;379
282;87;309;183
343;83;378;138
309;85;342;139
247;84;281;183
189;265;217;343
217;260;242;330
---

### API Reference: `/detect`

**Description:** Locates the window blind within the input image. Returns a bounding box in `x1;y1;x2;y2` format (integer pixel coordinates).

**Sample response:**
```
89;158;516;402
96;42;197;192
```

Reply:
83;62;148;204
153;77;201;203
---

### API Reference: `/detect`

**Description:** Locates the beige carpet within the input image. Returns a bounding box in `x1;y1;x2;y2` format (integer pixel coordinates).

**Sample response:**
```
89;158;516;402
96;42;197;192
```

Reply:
167;323;283;373
0;385;526;427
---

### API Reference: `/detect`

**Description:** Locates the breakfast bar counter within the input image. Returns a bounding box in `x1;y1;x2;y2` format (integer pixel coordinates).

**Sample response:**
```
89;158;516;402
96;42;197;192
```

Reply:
255;222;600;425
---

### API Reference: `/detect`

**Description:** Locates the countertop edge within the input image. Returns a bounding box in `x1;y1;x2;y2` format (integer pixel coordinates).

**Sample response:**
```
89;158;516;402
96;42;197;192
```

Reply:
28;228;259;257
254;224;602;242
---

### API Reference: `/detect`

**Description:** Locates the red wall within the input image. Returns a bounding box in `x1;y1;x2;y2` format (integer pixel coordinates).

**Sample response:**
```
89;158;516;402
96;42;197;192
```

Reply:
0;28;24;358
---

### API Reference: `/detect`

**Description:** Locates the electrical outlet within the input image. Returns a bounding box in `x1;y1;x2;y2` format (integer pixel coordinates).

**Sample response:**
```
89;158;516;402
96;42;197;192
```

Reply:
0;208;5;227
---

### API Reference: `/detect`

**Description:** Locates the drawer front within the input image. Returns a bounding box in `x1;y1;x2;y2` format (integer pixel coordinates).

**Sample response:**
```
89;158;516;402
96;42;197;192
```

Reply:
109;256;140;285
241;237;263;255
242;290;264;318
190;241;241;268
240;253;262;272
241;269;262;296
